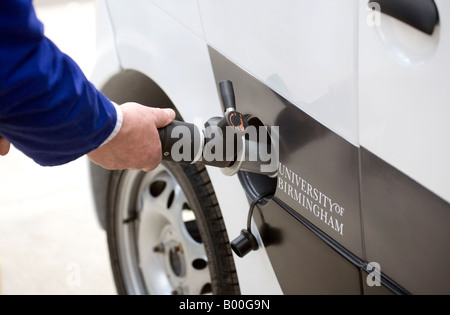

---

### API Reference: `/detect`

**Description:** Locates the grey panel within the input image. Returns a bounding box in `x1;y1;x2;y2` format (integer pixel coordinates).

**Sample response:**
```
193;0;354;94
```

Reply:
361;147;450;294
208;47;363;294
208;47;363;258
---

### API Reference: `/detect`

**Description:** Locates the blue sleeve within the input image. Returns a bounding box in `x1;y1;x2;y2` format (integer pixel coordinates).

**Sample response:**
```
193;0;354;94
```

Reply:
0;0;117;166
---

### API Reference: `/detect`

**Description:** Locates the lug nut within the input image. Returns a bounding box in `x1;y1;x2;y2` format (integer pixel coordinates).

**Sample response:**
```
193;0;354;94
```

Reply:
171;286;184;295
153;243;165;253
173;244;183;253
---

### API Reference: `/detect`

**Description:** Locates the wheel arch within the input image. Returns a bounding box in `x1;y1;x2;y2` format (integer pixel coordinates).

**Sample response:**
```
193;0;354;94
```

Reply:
90;69;182;229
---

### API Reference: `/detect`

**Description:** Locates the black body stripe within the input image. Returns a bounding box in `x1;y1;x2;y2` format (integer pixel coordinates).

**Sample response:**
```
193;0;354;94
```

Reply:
271;196;410;295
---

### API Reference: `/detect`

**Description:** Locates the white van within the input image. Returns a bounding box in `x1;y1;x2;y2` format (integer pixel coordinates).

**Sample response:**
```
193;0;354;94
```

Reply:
89;0;450;295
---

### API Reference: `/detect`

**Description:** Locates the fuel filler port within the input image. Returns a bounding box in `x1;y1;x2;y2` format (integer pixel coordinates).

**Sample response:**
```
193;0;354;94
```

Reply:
236;115;278;205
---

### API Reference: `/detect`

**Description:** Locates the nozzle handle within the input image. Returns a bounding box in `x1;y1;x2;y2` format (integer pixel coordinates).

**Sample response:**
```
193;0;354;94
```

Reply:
158;120;201;163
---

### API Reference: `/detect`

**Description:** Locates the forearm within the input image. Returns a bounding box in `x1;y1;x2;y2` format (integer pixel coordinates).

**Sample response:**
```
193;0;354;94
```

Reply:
0;0;175;171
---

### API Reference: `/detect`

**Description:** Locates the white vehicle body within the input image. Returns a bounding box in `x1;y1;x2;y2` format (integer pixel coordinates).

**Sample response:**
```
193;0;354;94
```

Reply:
90;0;450;294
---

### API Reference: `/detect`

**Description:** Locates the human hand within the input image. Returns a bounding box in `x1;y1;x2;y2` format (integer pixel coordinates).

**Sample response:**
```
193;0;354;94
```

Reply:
0;136;11;156
87;103;176;172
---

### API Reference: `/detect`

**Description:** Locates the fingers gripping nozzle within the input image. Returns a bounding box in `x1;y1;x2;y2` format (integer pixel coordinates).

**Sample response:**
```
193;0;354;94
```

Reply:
157;80;278;177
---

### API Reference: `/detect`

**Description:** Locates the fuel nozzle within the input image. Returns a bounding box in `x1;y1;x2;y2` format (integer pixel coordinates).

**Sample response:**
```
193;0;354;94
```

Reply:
158;80;278;177
158;81;278;259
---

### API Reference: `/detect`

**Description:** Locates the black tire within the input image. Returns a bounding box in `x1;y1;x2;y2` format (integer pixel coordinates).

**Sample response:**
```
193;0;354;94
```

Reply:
106;161;240;295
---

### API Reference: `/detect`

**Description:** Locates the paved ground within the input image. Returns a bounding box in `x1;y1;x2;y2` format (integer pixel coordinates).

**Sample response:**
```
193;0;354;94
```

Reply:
0;0;116;295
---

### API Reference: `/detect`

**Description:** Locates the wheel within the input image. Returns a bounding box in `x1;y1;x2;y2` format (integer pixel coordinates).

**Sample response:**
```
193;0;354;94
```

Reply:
106;161;240;295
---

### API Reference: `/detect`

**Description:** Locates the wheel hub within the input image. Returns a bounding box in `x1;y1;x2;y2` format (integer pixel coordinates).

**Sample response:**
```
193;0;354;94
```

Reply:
114;166;212;295
153;226;188;292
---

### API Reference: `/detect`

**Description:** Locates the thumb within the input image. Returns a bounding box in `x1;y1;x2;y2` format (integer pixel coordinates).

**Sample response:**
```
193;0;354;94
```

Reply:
152;108;176;128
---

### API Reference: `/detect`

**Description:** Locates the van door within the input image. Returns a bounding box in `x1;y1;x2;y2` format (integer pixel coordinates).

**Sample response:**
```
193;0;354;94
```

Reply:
359;0;450;294
200;0;363;294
